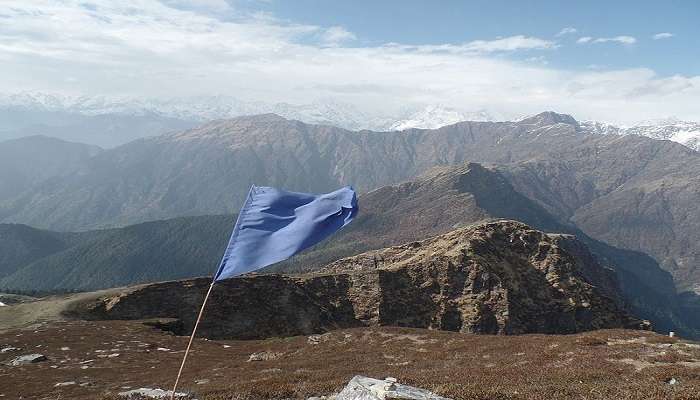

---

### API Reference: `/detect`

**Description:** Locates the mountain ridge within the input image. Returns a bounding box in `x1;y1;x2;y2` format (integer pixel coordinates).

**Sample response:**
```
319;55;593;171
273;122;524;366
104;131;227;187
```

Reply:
69;220;645;338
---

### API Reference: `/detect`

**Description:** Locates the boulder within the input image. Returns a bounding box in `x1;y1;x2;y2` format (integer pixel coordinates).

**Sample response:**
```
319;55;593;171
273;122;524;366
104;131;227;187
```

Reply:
336;376;450;400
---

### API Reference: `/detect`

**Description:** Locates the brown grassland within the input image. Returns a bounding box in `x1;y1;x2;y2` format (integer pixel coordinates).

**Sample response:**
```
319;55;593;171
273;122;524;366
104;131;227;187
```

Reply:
0;320;699;399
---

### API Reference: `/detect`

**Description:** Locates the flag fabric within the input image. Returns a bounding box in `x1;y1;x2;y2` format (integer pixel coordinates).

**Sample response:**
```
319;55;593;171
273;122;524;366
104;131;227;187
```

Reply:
213;185;358;281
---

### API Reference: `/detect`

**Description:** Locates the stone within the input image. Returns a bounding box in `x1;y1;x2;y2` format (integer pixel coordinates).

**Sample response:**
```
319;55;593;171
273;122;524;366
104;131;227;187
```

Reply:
6;354;47;366
247;351;282;362
336;376;450;400
54;382;76;387
308;334;331;345
118;388;187;398
0;347;20;353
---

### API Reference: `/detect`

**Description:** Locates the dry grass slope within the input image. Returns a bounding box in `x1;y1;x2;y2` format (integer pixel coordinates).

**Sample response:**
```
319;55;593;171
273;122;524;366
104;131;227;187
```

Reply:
1;320;698;400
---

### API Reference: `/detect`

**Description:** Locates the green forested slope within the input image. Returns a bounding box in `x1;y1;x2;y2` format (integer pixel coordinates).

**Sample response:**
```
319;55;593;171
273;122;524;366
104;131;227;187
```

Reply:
0;215;235;291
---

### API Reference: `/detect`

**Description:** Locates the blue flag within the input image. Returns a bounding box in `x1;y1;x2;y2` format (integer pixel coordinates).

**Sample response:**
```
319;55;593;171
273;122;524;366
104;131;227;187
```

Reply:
213;185;358;281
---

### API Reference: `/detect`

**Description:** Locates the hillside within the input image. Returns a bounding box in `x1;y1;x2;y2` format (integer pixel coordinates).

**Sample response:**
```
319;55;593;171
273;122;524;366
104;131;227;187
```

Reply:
0;224;77;279
0;216;234;292
0;135;101;203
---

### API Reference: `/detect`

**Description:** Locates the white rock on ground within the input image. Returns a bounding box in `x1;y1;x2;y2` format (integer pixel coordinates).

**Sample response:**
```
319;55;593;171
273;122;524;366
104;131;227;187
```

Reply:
117;388;188;398
0;347;20;353
6;354;47;366
334;376;451;400
247;351;282;362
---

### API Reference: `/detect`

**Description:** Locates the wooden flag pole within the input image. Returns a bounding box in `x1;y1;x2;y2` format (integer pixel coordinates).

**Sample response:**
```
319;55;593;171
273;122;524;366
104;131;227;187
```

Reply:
169;280;216;400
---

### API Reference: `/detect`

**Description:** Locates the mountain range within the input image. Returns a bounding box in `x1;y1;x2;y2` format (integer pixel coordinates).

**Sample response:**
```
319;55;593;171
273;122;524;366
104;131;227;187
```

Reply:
2;110;700;339
2;112;699;295
2;92;698;150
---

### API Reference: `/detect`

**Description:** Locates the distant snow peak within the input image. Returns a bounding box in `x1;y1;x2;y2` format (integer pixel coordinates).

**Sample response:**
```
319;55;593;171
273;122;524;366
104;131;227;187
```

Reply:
388;105;494;131
581;119;700;152
0;92;501;132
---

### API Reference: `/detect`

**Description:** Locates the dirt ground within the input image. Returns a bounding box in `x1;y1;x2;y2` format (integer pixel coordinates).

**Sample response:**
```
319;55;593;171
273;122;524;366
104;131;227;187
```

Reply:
1;320;699;400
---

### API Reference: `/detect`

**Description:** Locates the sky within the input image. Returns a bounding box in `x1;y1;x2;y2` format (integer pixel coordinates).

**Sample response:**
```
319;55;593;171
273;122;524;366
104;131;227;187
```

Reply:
1;0;698;123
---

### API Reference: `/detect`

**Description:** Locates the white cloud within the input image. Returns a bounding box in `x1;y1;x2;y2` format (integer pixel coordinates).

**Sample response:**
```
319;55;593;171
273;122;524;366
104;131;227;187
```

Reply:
460;35;557;53
161;0;232;13
0;0;697;124
321;26;356;46
593;35;636;44
526;56;549;65
374;35;555;56
556;27;577;37
653;32;674;40
578;36;637;45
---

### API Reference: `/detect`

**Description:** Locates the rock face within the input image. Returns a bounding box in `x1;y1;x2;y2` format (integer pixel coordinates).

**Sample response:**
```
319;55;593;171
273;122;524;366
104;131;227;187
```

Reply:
72;221;643;339
321;220;640;335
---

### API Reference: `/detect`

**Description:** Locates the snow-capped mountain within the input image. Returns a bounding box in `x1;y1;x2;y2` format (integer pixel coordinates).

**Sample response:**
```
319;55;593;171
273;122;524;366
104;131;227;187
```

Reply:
581;118;700;151
0;92;495;134
387;105;495;131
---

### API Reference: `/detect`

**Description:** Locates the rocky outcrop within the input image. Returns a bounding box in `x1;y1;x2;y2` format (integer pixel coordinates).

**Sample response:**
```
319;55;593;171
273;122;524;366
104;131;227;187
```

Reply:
70;221;644;339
